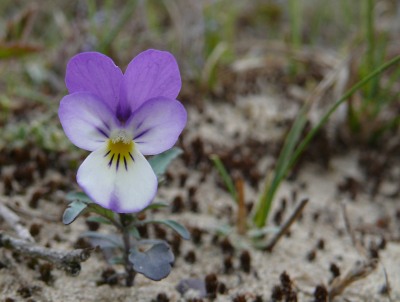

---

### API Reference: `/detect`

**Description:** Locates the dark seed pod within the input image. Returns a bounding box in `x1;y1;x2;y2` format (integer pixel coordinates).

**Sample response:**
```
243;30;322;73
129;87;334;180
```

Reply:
316;239;325;250
170;233;181;256
99;267;118;286
29;188;45;209
205;273;218;299
184;250;196;263
306;250;317;262
223;255;233;273
218;282;227;294
191;227;203;245
313;284;328;302
232;293;246;302
154;224;167;240
188;197;199;213
39;263;54;285
156;292;169;302
330;263;340;279
240;250;251;273
220;238;234;255
29;223;42;237
172;195;184;213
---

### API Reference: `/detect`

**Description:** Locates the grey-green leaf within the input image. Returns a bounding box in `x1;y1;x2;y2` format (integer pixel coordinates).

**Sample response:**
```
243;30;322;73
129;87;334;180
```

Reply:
63;200;89;225
80;232;123;250
149;147;183;177
66;191;93;204
129;242;174;281
63;192;116;225
141;219;190;240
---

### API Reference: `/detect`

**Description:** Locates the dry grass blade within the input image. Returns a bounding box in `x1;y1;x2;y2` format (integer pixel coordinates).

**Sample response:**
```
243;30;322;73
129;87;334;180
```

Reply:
341;199;369;259
328;259;378;301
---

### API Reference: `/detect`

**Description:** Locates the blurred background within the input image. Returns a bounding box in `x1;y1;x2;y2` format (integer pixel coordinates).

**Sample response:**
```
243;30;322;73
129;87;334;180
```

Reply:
1;0;400;184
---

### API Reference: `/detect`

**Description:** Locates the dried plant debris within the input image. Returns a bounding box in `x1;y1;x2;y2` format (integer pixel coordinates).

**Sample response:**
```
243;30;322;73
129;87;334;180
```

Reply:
328;260;378;300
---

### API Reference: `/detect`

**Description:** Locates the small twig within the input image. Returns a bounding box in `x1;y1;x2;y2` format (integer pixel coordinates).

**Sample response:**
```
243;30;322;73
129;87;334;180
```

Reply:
236;177;247;235
0;231;93;276
341;200;369;259
0;201;35;243
264;198;309;252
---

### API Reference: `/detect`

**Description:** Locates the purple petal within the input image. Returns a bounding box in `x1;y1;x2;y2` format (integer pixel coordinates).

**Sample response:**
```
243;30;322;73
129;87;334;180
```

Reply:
77;142;157;213
59;92;122;151
117;49;181;121
123;97;187;155
65;52;123;112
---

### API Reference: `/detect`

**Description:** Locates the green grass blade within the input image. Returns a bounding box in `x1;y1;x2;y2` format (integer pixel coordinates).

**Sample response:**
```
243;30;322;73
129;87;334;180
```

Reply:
253;103;309;227
285;54;400;185
253;53;400;228
210;154;238;203
97;0;137;54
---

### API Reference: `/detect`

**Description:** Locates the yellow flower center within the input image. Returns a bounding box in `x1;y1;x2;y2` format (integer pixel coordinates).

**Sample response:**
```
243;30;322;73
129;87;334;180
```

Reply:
105;130;135;171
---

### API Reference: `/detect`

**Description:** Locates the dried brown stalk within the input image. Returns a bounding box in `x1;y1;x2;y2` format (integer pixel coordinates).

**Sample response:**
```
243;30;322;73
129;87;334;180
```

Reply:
236;177;247;235
0;231;93;276
264;198;309;252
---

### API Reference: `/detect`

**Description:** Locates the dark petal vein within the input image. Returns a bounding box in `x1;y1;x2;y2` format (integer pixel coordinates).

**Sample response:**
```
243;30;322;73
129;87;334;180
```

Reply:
96;127;109;138
104;150;111;157
124;156;128;171
133;128;151;140
116;154;120;171
129;152;135;162
108;154;114;167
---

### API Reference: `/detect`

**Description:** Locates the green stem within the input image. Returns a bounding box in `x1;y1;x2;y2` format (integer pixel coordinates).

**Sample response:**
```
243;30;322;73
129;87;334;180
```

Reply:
120;214;136;287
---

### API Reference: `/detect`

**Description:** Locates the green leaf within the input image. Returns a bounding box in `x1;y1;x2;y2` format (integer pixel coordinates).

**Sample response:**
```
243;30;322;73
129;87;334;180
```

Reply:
86;216;112;225
141;219;190;240
253;103;308;228
129;227;140;240
108;257;124;265
149;147;183;177
63;191;116;225
138;201;169;213
210;154;237;203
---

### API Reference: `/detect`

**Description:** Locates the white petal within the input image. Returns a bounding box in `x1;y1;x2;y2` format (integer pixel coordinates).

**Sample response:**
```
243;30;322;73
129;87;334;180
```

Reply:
77;141;157;213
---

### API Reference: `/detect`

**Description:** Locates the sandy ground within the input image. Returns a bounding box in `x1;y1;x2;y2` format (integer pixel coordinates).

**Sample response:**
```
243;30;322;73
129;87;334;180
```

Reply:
1;95;400;302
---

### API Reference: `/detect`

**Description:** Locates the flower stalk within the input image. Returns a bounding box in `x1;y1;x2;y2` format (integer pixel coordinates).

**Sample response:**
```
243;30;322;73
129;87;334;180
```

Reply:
120;213;136;287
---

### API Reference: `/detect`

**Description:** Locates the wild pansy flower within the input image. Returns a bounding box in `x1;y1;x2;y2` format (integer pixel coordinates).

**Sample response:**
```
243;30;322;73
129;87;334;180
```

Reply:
59;50;187;213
